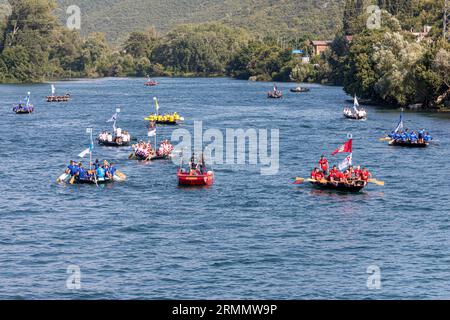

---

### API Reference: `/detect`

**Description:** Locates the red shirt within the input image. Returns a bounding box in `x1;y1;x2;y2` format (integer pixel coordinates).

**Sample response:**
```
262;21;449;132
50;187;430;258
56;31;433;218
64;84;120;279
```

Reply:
315;172;324;180
330;168;340;177
361;171;371;181
319;158;329;171
335;172;345;180
344;171;352;179
354;169;362;178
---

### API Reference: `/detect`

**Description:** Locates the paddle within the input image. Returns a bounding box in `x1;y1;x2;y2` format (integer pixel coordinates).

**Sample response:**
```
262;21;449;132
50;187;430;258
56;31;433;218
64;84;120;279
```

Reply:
368;179;385;186
69;175;76;185
379;137;391;142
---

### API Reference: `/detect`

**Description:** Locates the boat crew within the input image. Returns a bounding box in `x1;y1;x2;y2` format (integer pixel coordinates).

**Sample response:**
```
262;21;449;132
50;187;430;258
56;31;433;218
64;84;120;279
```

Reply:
410;131;418;143
96;165;106;179
190;153;196;170
361;168;372;182
319;155;329;174
354;166;362;179
78;163;87;179
66;160;79;176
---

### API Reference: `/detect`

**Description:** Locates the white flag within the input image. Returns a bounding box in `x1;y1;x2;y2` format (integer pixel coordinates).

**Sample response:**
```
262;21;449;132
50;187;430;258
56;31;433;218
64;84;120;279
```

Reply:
51;85;56;95
148;128;156;137
339;153;353;171
107;113;117;123
78;148;91;158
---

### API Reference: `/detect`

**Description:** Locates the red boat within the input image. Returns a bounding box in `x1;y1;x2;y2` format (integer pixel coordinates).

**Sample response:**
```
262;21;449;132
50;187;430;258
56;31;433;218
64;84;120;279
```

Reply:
177;169;214;187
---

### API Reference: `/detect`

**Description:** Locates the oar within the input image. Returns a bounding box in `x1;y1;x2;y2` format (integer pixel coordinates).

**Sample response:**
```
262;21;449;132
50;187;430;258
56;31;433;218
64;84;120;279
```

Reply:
368;179;385;186
294;177;328;185
115;170;127;180
56;173;69;183
128;152;135;160
69;175;76;185
379;137;391;141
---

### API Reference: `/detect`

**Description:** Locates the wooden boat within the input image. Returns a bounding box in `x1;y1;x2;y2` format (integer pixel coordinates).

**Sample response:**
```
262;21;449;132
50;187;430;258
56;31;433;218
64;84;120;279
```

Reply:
388;140;429;148
13;105;34;114
46;94;70;102
290;87;310;93
177;169;214;187
309;180;367;192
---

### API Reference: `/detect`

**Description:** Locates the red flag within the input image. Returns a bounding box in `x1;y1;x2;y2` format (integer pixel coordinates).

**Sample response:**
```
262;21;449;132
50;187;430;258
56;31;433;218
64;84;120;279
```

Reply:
332;139;353;156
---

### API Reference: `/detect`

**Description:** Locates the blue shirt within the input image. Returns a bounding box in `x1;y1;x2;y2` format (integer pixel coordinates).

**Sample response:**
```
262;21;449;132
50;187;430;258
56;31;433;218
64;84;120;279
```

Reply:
109;167;117;176
410;133;418;141
78;168;87;179
68;165;79;176
97;167;105;178
424;135;433;142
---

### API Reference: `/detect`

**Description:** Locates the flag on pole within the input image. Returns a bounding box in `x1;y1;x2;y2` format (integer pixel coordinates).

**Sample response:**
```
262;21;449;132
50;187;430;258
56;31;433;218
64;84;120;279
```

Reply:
353;96;359;113
339;153;353;171
78;148;91;158
394;113;404;133
332;139;353;156
148;128;156;137
107;113;118;123
154;97;159;113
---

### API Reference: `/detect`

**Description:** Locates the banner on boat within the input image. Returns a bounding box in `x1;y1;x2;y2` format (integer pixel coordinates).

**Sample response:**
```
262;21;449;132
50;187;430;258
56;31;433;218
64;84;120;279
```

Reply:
78;148;91;158
332;139;353;155
339;153;353;171
148;128;156;137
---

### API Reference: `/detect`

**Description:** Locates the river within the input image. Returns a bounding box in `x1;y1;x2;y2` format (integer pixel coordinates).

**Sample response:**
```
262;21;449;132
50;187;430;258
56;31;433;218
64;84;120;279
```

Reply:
0;77;449;299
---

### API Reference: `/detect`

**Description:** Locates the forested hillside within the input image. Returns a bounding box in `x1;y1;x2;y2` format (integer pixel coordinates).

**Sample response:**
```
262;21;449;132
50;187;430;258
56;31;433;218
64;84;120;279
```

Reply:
55;0;345;44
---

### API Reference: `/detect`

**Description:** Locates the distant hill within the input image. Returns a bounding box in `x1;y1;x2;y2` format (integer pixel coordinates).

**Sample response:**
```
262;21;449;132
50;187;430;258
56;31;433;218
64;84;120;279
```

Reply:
55;0;345;45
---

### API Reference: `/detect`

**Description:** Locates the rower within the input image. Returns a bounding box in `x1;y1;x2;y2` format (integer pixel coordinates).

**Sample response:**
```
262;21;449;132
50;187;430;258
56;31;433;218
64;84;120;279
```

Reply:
108;162;117;178
66;160;79;176
410;131;418;143
190;153;196;170
78;163;87;179
354;166;362;180
361;167;372;182
424;132;433;142
319;155;329;174
97;165;106;179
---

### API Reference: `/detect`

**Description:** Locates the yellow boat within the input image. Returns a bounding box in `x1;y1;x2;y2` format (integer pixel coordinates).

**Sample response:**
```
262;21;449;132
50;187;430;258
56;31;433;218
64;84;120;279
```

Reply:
144;112;184;125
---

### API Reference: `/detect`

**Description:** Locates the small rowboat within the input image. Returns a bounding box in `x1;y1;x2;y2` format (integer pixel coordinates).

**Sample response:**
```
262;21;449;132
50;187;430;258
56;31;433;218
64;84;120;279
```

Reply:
13;105;34;114
268;91;283;99
144;80;158;86
46;94;70;102
290;87;310;93
177;169;214;187
73;176;115;185
388;140;429;148
309;180;367;192
130;152;169;161
344;113;367;120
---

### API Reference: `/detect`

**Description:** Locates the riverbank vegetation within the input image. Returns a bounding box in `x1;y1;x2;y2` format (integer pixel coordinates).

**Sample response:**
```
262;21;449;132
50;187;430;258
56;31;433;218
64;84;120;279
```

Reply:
0;0;448;109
